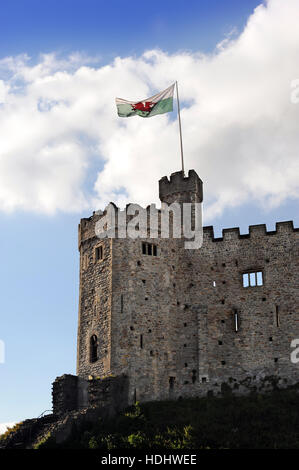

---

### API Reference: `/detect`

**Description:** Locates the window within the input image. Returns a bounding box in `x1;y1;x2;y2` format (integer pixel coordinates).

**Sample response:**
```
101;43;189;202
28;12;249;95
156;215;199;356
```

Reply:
234;310;239;332
242;271;263;287
169;376;175;390
141;242;158;256
95;245;103;261
90;335;98;363
275;305;280;327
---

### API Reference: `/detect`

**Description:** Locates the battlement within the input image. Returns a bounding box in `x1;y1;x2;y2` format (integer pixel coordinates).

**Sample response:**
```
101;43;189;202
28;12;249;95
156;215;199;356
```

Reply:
203;220;298;242
159;170;203;204
78;201;297;250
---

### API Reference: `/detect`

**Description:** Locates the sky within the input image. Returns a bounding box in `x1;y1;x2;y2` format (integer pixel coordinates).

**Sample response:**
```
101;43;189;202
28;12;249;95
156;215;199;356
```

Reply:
0;0;298;427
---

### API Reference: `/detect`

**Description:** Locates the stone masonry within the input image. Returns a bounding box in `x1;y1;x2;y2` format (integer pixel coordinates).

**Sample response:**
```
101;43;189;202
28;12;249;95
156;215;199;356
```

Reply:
76;169;299;404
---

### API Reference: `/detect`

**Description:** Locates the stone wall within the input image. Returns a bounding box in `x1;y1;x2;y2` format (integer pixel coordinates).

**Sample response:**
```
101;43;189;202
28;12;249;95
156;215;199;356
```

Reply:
52;374;129;415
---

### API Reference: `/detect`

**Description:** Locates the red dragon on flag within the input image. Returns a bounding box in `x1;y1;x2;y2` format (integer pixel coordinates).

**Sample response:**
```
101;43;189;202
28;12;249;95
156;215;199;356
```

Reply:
116;83;175;117
131;101;155;112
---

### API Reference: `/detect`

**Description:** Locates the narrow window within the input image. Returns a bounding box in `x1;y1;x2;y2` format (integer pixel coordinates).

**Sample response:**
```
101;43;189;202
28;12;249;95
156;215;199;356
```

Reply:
275;305;280;327
249;272;256;286
213;281;216;287
169;376;175;390
95;245;103;261
257;271;263;286
140;334;143;349
90;335;98;363
192;370;196;384
142;243;146;255
121;294;124;313
147;244;152;255
234;310;239;332
153;244;157;256
242;273;249;287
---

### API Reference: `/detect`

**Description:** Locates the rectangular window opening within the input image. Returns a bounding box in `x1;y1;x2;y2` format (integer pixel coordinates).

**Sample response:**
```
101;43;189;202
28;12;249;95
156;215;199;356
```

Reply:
95;245;103;261
276;305;280;327
249;272;256;286
242;273;249;288
234;310;239;332
243;271;264;287
141;242;158;257
169;376;175;390
257;271;263;286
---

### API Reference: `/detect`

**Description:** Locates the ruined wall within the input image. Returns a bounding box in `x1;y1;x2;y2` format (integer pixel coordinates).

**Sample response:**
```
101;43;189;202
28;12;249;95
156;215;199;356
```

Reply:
52;374;129;415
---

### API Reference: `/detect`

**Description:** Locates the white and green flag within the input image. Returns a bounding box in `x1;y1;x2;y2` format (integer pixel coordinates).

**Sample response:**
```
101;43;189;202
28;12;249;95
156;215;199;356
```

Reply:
116;83;175;118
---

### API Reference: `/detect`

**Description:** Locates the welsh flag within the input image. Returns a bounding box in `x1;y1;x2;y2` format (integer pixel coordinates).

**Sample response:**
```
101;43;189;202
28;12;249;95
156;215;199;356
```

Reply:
116;83;175;118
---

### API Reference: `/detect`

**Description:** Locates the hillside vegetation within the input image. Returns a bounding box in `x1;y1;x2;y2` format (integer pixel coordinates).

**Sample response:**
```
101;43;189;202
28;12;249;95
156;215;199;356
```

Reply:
35;386;299;449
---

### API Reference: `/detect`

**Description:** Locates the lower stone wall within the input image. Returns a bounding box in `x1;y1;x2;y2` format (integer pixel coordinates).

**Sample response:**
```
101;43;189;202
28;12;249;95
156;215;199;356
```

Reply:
52;374;129;415
52;374;79;415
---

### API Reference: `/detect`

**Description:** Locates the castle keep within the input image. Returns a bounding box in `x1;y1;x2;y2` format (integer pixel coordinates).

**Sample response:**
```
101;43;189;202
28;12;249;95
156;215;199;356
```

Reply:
75;169;299;404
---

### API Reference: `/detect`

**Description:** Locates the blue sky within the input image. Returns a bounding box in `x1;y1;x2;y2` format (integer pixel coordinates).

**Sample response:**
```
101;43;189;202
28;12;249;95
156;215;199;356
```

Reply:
1;0;260;58
0;0;298;425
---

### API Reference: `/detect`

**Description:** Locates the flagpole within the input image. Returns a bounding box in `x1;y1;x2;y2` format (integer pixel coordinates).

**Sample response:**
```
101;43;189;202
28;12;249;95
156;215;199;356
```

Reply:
176;81;185;176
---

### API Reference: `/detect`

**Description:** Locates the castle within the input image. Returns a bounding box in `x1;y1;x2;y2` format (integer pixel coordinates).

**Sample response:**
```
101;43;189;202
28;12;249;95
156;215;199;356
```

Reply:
74;169;299;405
2;169;298;447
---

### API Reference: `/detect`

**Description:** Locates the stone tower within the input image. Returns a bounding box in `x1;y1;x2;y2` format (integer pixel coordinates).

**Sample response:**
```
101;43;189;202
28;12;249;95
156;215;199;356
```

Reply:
77;170;203;402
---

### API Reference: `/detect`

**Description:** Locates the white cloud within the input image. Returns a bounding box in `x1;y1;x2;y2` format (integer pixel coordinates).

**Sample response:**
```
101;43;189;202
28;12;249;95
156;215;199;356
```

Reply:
0;0;298;219
0;422;15;435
